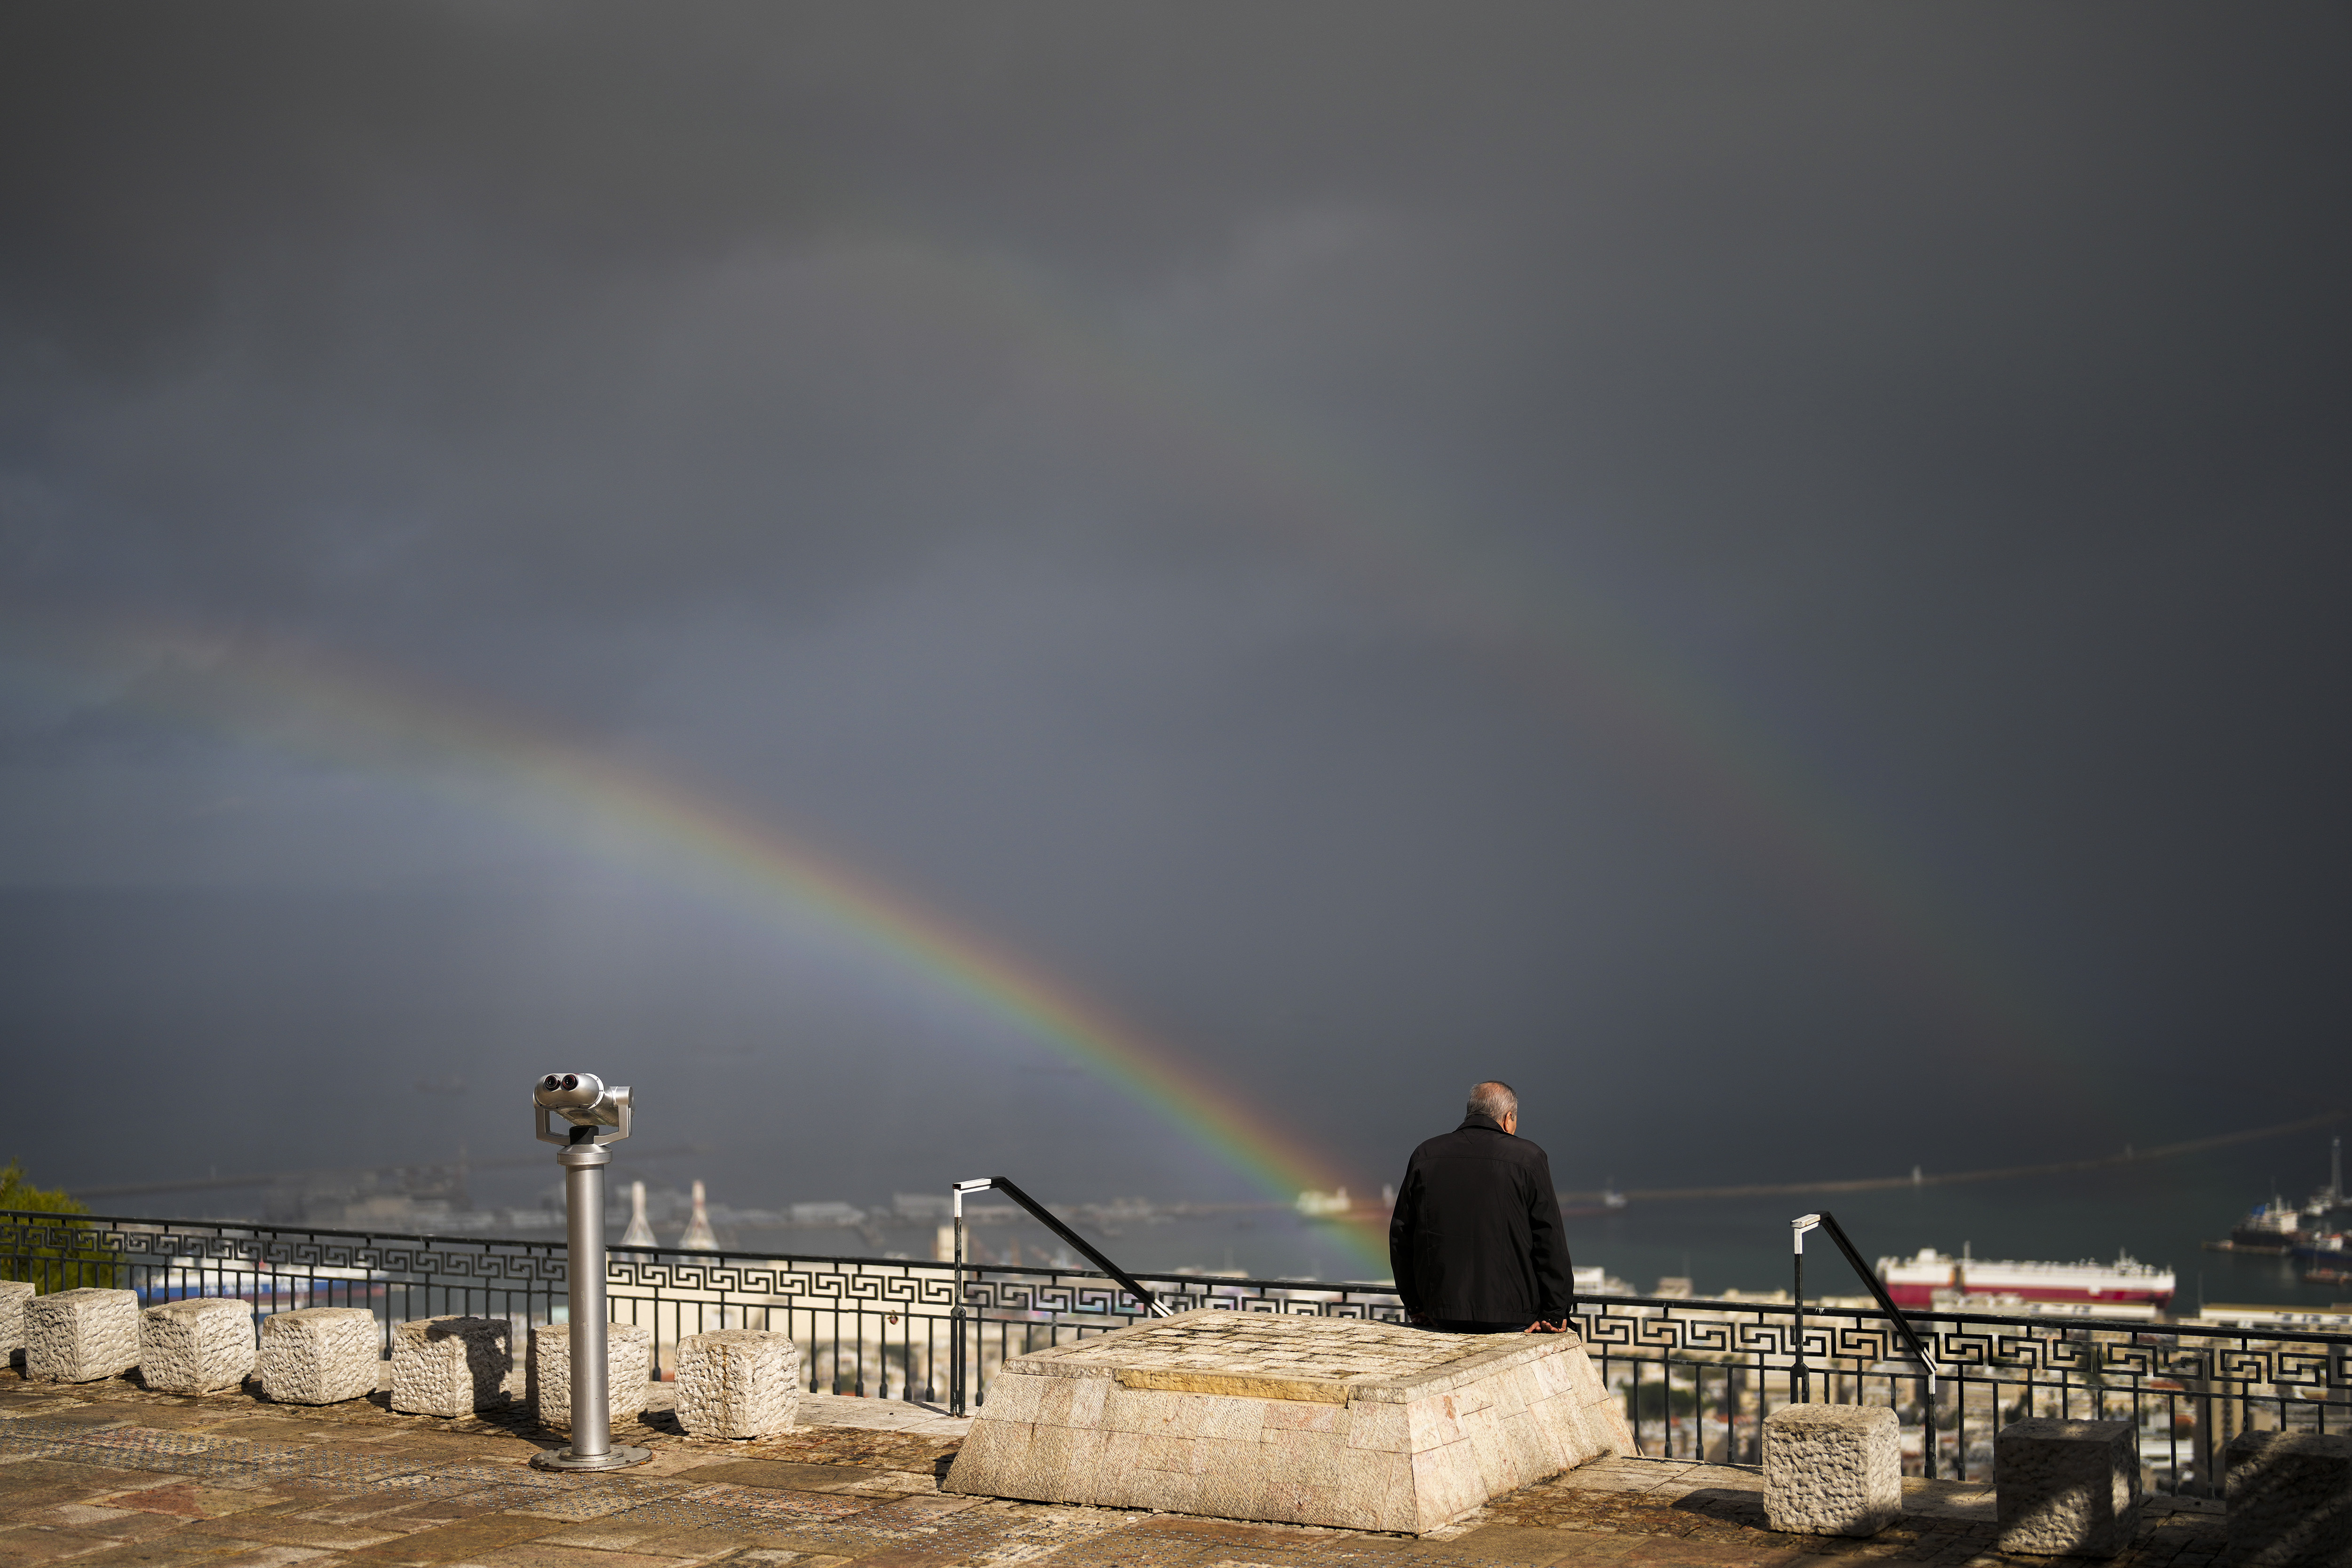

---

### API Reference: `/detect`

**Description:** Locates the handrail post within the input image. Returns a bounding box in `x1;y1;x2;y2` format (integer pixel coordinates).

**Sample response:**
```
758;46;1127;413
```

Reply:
1791;1210;1944;1481
1792;1213;1817;1406
949;1179;984;1417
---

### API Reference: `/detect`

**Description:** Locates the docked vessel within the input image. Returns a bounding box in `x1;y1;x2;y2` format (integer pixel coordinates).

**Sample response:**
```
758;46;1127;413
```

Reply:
2205;1139;2352;1261
2225;1198;2309;1255
1877;1246;2175;1309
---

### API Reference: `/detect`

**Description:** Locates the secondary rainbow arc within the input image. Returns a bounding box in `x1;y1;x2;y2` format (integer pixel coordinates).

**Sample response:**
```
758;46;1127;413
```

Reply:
841;243;2086;1087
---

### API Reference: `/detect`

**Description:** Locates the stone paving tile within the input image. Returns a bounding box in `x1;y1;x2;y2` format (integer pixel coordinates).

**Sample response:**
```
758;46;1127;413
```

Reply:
10;1506;179;1542
0;1465;161;1505
341;1512;575;1564
0;1411;135;1433
470;1544;707;1568
790;1396;968;1439
88;1481;292;1520
0;1526;165;1567
12;1538;335;1568
173;1510;403;1552
538;1515;803;1554
684;1463;901;1497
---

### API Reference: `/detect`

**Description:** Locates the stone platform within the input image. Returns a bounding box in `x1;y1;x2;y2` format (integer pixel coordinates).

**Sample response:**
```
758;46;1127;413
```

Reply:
943;1308;1634;1533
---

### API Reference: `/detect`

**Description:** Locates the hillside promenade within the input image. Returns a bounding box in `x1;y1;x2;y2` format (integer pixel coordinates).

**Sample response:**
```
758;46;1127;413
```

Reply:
0;1366;2228;1568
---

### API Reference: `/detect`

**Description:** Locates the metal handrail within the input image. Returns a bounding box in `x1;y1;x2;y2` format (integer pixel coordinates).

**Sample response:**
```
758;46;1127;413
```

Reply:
1794;1209;1943;1478
948;1175;1171;1414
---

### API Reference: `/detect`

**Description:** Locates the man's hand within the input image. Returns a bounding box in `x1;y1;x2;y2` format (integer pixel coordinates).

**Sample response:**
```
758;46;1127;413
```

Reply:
1522;1319;1572;1334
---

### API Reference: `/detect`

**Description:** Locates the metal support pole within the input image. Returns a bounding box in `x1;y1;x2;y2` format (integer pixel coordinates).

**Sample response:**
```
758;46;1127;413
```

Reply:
532;1073;648;1472
1923;1372;1940;1482
564;1134;612;1459
950;1183;969;1417
1792;1214;1816;1407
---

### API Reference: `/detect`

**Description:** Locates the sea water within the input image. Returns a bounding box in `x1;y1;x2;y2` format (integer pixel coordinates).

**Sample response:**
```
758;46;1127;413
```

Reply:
1027;1137;2348;1311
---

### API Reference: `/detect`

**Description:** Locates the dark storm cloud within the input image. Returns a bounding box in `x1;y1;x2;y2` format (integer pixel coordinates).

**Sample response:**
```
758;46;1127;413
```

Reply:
1;3;2348;1208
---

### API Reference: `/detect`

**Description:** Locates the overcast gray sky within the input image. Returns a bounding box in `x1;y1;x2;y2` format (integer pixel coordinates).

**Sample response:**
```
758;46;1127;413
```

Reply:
3;2;2347;1212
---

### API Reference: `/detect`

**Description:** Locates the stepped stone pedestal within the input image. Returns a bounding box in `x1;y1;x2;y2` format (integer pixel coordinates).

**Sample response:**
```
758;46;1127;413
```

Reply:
528;1322;653;1432
1763;1403;1901;1536
0;1280;33;1361
391;1315;513;1417
675;1329;801;1438
25;1288;141;1383
943;1308;1632;1534
1995;1417;2140;1558
139;1299;255;1393
2225;1429;2352;1567
258;1307;381;1405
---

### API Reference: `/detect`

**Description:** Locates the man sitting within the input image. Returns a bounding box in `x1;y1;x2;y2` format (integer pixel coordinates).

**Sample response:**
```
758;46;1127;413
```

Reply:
1388;1080;1575;1333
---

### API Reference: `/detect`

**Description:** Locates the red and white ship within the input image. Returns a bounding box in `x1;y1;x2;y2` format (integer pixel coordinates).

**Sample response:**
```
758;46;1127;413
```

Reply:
1876;1247;2175;1310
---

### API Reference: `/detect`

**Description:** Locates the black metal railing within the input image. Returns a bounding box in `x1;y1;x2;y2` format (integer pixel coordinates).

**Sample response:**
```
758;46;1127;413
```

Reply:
6;1208;2343;1496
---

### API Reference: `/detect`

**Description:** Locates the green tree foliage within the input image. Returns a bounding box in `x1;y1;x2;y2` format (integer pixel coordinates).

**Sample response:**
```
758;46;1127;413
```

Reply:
0;1160;120;1291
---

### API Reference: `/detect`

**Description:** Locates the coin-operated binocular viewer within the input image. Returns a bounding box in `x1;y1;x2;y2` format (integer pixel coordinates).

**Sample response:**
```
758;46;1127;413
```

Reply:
530;1073;649;1470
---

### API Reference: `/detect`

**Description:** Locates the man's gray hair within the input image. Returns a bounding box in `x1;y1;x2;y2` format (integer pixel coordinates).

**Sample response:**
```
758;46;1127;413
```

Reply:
1467;1080;1518;1122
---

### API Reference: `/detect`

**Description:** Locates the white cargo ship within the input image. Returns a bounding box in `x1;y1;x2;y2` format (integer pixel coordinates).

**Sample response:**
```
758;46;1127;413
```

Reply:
1877;1246;2175;1310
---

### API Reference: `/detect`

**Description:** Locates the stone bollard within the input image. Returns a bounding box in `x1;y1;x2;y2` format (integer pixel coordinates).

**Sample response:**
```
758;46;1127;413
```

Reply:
25;1288;141;1383
391;1315;513;1417
258;1307;381;1405
675;1329;801;1439
1763;1403;1902;1536
139;1299;255;1394
1995;1417;2140;1558
0;1280;33;1363
2225;1429;2352;1567
527;1321;652;1432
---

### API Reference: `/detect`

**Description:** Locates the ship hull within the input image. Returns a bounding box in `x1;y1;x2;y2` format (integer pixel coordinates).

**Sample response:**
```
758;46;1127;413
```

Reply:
1880;1253;2174;1311
1881;1281;2173;1309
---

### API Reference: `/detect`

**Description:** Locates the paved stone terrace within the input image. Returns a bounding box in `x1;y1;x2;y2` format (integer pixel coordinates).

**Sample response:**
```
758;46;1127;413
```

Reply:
0;1366;2227;1568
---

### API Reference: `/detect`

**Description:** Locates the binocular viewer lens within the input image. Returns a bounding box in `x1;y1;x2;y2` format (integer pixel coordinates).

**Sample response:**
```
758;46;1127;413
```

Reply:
533;1072;630;1129
534;1071;606;1109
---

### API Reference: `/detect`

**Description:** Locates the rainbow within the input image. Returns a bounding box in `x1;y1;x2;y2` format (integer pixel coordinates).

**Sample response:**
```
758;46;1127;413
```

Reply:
12;616;1395;1273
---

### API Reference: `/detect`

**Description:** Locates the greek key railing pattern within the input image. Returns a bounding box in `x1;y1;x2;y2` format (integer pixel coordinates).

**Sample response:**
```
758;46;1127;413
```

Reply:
8;1210;2341;1495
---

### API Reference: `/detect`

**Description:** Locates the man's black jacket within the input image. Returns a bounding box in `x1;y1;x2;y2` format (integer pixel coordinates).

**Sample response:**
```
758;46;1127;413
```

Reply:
1388;1113;1574;1323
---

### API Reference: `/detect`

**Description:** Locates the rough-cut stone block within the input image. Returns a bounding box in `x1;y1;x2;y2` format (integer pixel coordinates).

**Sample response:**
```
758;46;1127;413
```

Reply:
0;1280;33;1357
2226;1429;2352;1568
1763;1403;1901;1536
675;1329;800;1438
258;1306;381;1405
527;1321;652;1431
25;1288;140;1383
1996;1417;2140;1558
390;1315;513;1417
944;1307;1630;1533
139;1299;254;1393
